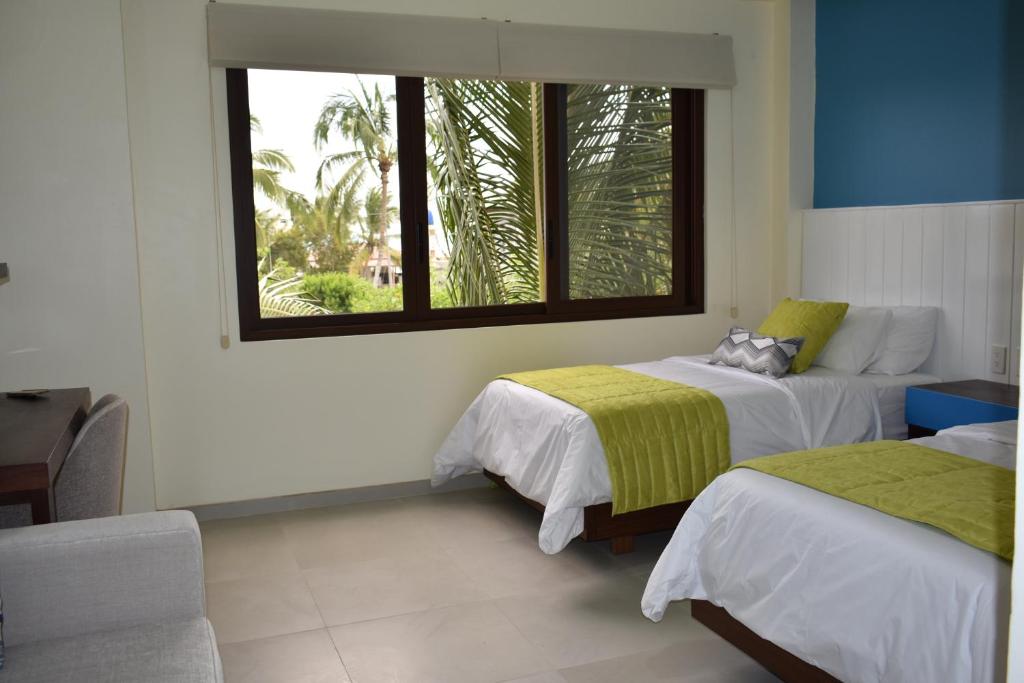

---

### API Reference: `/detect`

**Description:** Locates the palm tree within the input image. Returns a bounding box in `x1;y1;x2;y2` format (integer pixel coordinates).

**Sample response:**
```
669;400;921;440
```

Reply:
254;208;283;252
288;195;356;273
425;79;544;307
564;84;673;298
314;81;398;287
257;264;328;318
346;187;400;277
425;81;672;305
250;115;297;207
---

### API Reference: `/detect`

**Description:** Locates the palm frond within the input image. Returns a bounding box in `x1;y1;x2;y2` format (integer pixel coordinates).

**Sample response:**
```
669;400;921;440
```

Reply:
426;78;543;307
252;148;294;173
565;84;673;299
258;267;328;318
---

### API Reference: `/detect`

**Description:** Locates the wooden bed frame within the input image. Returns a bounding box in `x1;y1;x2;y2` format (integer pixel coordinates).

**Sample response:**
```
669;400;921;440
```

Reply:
483;469;690;554
690;600;840;683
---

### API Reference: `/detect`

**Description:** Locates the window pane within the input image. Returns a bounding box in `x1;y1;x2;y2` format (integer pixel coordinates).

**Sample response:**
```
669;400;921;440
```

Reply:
425;78;544;309
566;84;673;299
247;70;403;317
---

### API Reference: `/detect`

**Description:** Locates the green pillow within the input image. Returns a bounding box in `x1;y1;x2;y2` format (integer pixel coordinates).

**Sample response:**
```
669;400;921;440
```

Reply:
758;298;849;374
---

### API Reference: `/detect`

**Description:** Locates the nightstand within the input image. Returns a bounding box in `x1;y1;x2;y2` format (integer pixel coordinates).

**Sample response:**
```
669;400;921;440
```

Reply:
905;380;1019;438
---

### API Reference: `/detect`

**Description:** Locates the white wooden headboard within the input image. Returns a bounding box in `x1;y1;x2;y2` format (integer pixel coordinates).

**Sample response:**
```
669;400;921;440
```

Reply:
801;200;1024;383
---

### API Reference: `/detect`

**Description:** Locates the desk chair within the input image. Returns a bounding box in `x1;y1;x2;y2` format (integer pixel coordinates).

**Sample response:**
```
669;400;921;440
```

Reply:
0;395;128;528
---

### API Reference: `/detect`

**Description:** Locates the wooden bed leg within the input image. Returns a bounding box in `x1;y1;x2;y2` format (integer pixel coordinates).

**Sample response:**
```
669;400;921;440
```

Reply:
610;535;635;555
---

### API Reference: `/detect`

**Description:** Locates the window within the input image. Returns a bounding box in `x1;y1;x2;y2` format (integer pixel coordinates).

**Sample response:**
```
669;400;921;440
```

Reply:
564;84;673;300
425;78;544;309
226;69;704;340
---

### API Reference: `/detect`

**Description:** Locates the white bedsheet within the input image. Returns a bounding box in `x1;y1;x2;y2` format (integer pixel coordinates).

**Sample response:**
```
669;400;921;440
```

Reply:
801;368;940;439
641;421;1016;683
432;355;883;554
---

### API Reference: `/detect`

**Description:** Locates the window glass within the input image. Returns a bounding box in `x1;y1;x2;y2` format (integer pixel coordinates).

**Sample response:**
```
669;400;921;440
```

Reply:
247;69;403;317
230;68;703;340
424;78;544;309
565;84;673;299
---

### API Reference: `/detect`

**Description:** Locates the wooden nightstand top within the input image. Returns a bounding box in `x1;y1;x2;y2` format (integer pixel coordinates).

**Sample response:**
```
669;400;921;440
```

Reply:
909;380;1018;408
906;380;1019;435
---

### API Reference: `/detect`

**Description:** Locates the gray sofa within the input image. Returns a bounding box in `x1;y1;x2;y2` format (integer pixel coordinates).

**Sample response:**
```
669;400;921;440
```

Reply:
0;511;222;682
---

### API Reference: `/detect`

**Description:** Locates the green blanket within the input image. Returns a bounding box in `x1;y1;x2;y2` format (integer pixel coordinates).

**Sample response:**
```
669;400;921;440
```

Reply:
734;440;1015;561
498;365;730;514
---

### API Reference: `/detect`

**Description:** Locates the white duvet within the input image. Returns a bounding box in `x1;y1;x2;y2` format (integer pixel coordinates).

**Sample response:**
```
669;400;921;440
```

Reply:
641;421;1016;683
432;355;883;554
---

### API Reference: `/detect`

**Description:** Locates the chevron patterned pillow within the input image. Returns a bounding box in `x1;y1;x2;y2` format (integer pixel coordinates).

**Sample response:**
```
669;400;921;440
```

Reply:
709;327;804;378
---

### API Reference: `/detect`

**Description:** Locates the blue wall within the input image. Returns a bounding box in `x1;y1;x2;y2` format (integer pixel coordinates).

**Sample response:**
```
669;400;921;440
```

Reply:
814;0;1024;208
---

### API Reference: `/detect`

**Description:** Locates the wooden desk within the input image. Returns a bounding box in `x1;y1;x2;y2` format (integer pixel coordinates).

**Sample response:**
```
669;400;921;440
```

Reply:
0;388;91;523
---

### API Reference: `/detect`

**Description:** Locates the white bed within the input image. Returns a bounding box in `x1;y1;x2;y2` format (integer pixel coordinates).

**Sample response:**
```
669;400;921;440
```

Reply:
804;367;939;440
433;354;935;554
641;420;1016;683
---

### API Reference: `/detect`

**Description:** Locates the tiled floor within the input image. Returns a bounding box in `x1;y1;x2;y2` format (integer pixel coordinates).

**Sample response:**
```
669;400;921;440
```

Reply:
202;487;779;683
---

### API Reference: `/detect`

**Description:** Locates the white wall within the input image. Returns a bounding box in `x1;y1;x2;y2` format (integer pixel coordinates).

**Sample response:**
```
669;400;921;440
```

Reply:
118;0;782;509
0;0;156;513
787;0;815;296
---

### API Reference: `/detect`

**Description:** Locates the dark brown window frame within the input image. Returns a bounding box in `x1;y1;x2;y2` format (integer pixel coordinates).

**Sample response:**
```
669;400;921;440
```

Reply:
226;69;705;341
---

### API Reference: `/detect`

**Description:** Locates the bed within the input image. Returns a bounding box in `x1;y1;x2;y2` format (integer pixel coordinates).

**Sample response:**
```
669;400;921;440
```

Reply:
641;420;1016;683
432;353;939;554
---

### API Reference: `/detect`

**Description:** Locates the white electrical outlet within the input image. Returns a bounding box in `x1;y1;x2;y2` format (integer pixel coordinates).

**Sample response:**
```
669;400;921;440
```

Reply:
991;345;1007;375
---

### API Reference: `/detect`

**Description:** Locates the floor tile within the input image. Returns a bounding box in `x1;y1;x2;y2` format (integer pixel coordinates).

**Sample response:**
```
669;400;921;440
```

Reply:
219;629;351;683
201;515;301;583
495;573;706;669
562;530;674;578
329;602;551;683
557;636;780;682
201;490;779;682
440;534;600;599
277;500;436;570
303;545;485;626
500;673;569;683
404;489;540;550
207;573;325;644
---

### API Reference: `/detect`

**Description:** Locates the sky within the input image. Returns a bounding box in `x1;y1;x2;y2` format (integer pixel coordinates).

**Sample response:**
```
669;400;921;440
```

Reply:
247;68;456;259
247;69;402;235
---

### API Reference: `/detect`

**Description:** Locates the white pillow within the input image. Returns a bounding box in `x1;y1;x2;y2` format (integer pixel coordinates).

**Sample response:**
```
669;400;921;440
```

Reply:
812;306;893;374
864;306;939;375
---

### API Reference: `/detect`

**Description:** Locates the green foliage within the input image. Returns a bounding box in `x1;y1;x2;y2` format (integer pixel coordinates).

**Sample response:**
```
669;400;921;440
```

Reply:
258;268;328;318
349;282;402;313
565;84;673;298
425;79;673;305
429;273;454;309
248;75;673;322
314;79;399;285
265;232;309;273
250;115;299;207
302;272;363;312
301;271;403;313
254;209;284;251
426;78;544;308
288;196;356;274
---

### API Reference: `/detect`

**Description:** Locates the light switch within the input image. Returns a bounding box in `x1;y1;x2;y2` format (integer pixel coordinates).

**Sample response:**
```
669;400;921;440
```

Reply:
991;345;1007;375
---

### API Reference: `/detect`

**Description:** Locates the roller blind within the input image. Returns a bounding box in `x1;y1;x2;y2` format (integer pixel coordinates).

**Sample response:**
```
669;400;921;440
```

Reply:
206;3;501;78
497;23;735;89
206;3;736;89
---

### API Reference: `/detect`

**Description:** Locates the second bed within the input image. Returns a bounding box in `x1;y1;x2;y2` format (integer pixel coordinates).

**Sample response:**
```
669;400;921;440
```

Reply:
642;420;1015;683
433;353;937;553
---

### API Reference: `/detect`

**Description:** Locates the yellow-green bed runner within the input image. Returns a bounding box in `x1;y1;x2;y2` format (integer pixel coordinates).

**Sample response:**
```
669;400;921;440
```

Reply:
498;365;730;514
734;440;1015;561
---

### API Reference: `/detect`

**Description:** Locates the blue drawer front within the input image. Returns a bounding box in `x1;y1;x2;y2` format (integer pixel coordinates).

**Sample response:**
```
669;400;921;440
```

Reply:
905;387;1018;432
